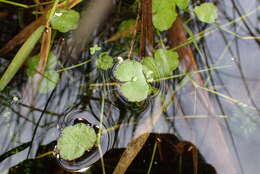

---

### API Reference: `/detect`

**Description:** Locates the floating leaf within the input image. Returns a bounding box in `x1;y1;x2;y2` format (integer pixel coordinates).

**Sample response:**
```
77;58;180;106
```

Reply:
26;52;58;77
90;44;101;55
194;3;217;24
115;60;145;82
175;0;190;9
114;60;149;102
38;70;59;93
120;81;149;102
142;49;179;79
96;52;113;70
57;123;97;161
50;9;80;33
152;0;177;31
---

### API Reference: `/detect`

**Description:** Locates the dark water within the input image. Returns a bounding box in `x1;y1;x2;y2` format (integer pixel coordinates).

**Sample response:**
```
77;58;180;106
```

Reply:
1;0;260;174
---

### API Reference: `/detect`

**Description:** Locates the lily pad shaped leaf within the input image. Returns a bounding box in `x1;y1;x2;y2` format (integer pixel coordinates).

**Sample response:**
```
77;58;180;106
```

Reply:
57;123;97;161
51;9;80;33
152;0;177;31
194;3;217;24
175;0;190;9
142;49;179;79
96;52;113;70
114;60;149;102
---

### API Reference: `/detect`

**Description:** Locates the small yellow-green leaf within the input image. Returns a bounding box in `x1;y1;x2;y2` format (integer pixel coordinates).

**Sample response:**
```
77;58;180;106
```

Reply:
50;9;80;33
175;0;190;9
90;44;101;55
0;26;45;91
96;52;113;70
57;123;97;161
194;3;217;24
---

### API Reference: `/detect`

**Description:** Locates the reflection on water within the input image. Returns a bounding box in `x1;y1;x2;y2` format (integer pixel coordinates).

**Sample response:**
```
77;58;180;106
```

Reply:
1;0;260;173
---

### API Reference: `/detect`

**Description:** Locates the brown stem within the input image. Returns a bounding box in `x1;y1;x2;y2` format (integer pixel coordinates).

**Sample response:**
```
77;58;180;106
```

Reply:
167;17;238;174
140;0;153;58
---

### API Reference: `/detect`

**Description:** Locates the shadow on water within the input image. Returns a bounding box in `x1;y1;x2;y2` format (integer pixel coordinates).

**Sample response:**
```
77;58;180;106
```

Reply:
1;0;260;174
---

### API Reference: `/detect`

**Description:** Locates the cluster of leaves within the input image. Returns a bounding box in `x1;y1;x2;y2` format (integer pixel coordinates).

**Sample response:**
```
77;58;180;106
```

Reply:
25;8;80;93
57;123;97;161
152;0;218;31
114;49;179;102
0;5;81;92
90;44;114;71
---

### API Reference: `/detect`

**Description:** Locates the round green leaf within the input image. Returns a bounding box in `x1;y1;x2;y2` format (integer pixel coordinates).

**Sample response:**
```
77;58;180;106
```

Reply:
38;70;59;93
50;9;80;33
114;60;145;82
119;81;149;102
194;3;217;24
152;0;177;31
175;0;190;9
57;123;97;161
96;53;113;70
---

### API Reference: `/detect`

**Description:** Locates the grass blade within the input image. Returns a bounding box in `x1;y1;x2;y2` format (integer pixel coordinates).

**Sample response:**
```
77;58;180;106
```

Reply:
0;25;45;91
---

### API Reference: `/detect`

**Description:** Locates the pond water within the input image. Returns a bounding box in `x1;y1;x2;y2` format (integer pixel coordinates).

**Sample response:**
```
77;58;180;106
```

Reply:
0;0;260;174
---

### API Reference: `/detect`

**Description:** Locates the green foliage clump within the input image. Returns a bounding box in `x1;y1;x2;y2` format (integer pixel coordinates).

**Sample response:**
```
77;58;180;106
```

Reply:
152;0;217;31
114;49;179;102
57;123;97;161
50;9;80;33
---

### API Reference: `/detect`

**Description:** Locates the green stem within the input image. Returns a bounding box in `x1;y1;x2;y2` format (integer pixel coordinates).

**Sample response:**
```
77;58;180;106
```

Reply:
152;65;231;82
147;142;157;174
0;0;28;8
56;59;91;72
